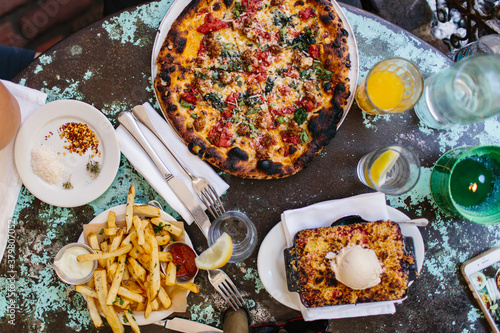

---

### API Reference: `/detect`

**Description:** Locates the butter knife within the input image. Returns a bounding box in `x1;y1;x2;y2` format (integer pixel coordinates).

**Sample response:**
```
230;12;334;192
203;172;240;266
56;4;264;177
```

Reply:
117;111;211;237
154;317;222;333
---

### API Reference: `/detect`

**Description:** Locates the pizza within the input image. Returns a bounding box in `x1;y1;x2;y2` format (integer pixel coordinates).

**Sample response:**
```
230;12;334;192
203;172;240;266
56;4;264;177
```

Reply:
154;0;351;179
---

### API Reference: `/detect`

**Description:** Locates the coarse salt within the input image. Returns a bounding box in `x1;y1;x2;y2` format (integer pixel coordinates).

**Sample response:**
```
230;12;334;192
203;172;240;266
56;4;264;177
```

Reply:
31;144;65;184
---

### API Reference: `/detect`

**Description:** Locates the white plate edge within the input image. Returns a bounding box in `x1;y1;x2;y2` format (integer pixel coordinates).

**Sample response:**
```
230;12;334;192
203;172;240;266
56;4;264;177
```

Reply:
14;100;120;207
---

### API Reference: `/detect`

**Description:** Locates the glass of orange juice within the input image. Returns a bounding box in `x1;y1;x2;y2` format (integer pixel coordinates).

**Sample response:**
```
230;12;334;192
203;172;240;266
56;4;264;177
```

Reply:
355;58;423;115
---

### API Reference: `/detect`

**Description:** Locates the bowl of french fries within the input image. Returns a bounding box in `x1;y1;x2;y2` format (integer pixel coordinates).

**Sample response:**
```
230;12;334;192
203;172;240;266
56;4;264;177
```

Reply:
74;185;200;332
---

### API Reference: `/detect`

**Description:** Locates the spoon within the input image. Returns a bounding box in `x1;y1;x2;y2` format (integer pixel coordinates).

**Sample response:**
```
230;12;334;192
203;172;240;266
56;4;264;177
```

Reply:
397;218;429;227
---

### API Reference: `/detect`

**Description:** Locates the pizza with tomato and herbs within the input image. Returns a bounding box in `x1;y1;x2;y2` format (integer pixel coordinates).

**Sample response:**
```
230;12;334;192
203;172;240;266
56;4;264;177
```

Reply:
154;0;351;179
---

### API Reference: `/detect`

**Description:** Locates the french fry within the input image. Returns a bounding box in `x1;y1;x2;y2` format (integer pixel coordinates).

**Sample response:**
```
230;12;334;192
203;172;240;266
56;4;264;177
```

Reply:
135;302;146;311
117;286;145;304
158;252;173;262
109;228;124;252
107;262;118;282
145;228;160;301
137;254;151;270
88;233;106;268
125;185;135;232
75;285;98;298
100;241;112;270
77;244;132;262
124;309;140;333
86;295;103;328
133;204;161;217
88;233;100;250
130;235;145;254
133;216;145;246
151;298;160;311
176;281;200;293
121;280;143;294
107;211;117;229
155;234;171;246
112;296;130;309
144;299;152;319
165;261;176;286
128;258;147;282
94;269;124;333
104;228;119;236
106;254;127;305
150;217;183;237
158;286;172;310
121;230;135;246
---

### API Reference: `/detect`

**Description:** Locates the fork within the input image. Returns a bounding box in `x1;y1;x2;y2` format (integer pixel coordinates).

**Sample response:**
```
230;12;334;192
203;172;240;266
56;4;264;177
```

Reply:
208;269;245;310
132;105;225;218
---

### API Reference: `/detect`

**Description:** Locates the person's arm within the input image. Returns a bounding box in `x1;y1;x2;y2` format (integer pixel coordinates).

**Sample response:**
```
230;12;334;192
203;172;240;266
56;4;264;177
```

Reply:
0;45;37;80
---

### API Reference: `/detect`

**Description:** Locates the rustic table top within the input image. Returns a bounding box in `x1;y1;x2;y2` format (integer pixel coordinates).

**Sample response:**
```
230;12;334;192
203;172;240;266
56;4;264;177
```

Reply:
2;0;499;332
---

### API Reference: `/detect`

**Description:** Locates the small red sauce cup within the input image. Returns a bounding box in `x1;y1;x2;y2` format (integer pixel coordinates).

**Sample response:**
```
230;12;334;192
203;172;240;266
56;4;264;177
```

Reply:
161;242;198;282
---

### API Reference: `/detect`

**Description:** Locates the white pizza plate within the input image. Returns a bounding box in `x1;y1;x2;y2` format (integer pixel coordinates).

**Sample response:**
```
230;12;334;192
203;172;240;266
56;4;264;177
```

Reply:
257;206;425;310
77;204;195;326
151;0;359;129
14;100;120;207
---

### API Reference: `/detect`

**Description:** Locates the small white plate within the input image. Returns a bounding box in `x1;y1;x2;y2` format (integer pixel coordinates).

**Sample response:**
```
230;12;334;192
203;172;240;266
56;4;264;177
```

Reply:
257;206;425;311
14;100;120;207
77;204;194;326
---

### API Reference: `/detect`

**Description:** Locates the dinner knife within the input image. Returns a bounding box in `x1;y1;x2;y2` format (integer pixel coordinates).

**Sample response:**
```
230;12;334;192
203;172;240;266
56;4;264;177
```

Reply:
153;317;223;333
117;111;211;237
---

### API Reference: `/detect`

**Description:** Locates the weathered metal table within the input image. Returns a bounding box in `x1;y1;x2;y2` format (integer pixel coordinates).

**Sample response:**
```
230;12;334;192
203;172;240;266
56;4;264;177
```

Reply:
2;0;499;332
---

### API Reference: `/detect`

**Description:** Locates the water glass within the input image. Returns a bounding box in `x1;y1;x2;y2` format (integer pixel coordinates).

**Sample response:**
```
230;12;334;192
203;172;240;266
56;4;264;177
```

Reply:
414;55;500;129
357;145;421;195
355;58;423;115
430;145;500;224
208;211;257;262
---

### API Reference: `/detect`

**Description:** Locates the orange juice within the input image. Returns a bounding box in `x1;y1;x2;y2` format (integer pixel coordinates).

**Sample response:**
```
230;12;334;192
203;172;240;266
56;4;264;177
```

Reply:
366;71;405;110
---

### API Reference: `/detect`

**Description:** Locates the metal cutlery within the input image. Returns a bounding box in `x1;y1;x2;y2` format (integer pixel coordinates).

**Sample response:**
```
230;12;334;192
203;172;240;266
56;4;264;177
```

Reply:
118;111;211;237
154;317;223;332
397;218;429;227
207;269;245;311
132;105;226;219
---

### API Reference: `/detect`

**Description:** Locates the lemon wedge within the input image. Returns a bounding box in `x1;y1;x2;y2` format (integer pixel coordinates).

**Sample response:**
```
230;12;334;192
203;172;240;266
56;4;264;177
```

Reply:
368;149;401;187
195;232;233;270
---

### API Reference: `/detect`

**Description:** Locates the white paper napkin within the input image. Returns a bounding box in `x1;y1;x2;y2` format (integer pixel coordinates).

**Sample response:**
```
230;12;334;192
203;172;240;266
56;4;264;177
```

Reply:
281;192;399;320
0;80;47;262
116;102;229;224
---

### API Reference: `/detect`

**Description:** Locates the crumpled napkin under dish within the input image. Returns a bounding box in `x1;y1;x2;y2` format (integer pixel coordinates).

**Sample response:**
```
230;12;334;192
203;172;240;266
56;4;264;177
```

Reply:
281;192;401;320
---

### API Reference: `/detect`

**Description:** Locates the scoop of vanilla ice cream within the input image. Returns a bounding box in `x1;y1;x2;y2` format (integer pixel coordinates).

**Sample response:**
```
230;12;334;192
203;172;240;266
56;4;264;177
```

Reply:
326;245;383;290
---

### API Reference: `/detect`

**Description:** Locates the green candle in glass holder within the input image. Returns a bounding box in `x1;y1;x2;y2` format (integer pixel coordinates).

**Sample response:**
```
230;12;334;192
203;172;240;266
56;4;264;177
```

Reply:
430;145;500;224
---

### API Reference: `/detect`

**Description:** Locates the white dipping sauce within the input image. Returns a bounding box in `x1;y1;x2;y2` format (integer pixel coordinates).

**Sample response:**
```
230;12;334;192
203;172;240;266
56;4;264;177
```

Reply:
54;246;94;279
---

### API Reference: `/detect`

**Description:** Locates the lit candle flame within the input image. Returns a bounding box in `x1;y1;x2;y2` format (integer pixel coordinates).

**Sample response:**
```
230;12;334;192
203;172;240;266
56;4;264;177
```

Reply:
469;183;478;192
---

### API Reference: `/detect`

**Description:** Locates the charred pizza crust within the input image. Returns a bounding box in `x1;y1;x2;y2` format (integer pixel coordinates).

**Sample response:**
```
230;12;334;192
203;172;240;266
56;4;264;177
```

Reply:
155;0;351;179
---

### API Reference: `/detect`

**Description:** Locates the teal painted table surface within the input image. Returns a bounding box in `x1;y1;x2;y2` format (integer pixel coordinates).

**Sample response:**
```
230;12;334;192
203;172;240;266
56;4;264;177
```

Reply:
2;1;500;332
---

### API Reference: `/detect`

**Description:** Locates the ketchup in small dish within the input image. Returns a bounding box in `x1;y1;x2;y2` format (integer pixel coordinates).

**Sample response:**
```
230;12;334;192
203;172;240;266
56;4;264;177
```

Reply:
164;242;198;282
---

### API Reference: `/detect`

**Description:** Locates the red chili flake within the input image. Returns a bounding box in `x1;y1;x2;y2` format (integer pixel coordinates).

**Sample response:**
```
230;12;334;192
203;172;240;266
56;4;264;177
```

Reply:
58;122;100;156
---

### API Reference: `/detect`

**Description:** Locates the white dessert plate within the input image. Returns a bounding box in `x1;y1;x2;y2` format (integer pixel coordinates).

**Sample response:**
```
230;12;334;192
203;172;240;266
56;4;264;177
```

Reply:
257;206;425;311
77;204;195;326
14;100;120;207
